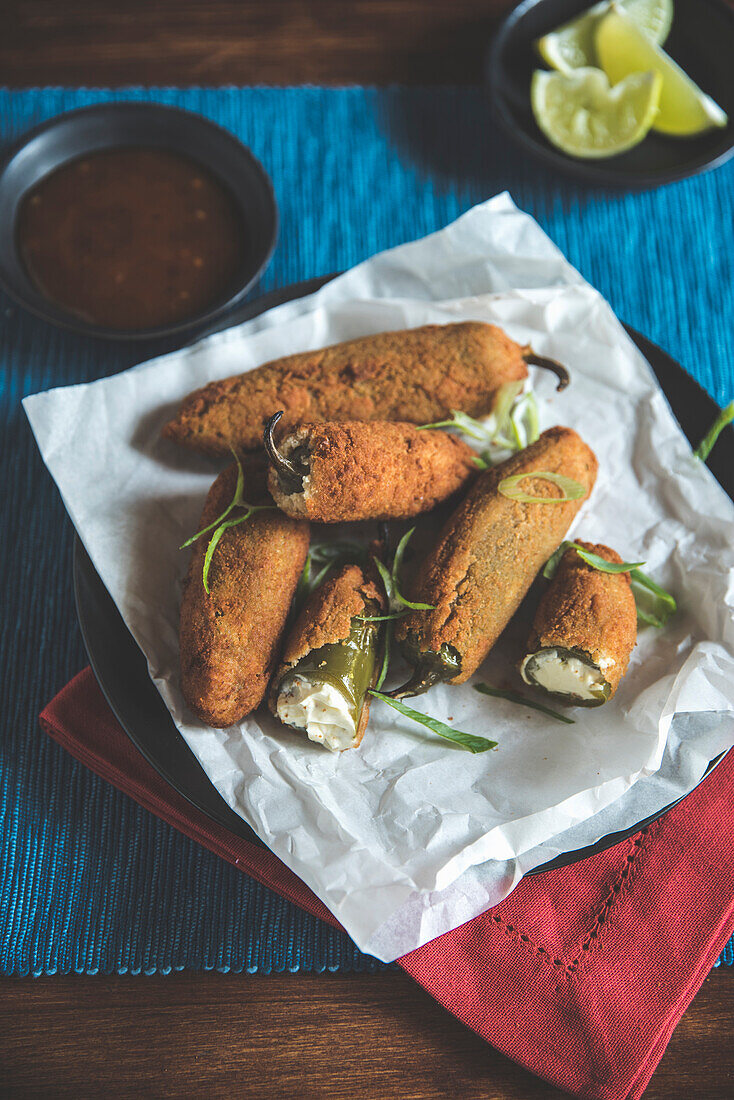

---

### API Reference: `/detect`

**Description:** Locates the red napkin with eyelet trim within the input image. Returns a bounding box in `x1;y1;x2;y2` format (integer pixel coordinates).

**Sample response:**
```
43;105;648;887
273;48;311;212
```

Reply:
41;667;734;1100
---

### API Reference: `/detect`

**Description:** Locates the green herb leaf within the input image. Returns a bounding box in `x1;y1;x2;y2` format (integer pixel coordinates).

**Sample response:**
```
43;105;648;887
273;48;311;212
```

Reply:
575;547;645;573
293;540;365;614
376;527;435;612
201;507;272;594
416;409;491;442
180;450;275;593
630;568;677;628
509;392;540;450
489;380;526;450
374;623;392;692
370;691;497;753
693;401;734;462
179;449;247;550
373;556;396;604
543;540;645;579
498;471;586;504
542;542;676;629
356;612;410;622
542;542;570;580
472;453;492;470
474;683;574;724
417;383;531;458
309;540;365;565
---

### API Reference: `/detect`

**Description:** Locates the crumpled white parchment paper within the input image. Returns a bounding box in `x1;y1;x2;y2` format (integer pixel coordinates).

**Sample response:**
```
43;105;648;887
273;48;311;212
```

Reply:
24;194;734;961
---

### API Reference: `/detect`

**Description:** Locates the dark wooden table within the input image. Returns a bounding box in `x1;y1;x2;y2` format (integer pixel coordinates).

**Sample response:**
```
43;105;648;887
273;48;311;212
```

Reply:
3;2;733;1097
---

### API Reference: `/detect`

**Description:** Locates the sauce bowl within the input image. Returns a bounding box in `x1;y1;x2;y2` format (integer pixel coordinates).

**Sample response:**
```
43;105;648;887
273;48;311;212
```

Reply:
0;102;278;340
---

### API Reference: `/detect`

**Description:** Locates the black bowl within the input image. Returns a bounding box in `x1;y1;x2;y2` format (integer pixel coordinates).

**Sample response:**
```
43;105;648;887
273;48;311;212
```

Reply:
0;102;278;340
487;0;734;188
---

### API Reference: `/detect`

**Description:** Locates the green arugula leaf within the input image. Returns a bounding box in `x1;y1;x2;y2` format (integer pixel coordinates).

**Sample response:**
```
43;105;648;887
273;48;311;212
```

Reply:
370;691;496;753
474;683;574;724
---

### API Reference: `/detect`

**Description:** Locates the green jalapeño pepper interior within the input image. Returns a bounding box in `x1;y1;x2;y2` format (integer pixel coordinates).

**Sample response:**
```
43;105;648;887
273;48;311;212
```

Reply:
521;646;612;707
387;638;462;699
276;610;380;750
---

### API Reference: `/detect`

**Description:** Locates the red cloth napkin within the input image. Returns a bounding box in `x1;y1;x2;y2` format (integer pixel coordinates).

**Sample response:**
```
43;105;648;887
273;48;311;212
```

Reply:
41;668;734;1100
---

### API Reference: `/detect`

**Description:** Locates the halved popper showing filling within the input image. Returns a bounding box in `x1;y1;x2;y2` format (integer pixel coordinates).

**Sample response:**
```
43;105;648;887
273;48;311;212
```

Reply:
520;541;637;706
390;426;598;697
264;413;477;523
270;563;386;751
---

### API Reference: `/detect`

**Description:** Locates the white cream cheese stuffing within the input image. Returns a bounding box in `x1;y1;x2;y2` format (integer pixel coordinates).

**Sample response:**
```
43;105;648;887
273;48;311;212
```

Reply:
521;649;609;702
277;676;357;751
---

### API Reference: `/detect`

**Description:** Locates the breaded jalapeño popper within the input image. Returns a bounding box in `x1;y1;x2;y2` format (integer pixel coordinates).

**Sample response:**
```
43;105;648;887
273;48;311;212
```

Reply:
179;464;310;728
391;427;598;697
263;413;476;523
270;563;386;751
520;541;637;706
162;322;568;457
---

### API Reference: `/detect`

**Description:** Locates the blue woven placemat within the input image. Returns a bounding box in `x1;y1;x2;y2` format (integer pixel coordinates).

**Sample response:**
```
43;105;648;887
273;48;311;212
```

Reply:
1;87;733;977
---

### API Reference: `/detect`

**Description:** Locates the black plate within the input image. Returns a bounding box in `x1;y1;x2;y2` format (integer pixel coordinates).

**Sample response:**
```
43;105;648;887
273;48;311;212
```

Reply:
487;0;734;189
0;102;278;340
73;276;733;878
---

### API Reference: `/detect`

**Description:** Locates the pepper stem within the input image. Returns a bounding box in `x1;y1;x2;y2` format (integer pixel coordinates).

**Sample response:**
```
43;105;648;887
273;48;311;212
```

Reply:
523;351;570;392
263;411;308;492
383;663;446;699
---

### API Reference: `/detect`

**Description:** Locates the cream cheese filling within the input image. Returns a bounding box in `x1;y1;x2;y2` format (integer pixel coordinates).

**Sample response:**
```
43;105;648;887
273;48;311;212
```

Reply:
521;649;609;701
277;676;357;752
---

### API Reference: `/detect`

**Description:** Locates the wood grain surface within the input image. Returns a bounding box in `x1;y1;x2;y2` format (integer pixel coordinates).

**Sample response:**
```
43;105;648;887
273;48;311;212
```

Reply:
1;970;732;1098
3;0;518;85
3;2;733;1098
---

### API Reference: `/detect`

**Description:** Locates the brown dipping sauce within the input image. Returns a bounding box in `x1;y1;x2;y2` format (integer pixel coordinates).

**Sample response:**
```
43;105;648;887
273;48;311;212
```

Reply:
17;147;246;331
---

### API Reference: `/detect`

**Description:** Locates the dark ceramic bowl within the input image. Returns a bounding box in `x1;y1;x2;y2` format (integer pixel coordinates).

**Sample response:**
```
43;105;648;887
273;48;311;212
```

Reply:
0;102;278;340
487;0;734;188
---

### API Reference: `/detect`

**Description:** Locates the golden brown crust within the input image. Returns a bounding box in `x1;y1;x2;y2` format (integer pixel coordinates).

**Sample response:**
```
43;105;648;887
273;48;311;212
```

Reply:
269;563;385;748
276;564;384;673
526;541;637;697
268;422;477;522
179;464;310;727
162;322;528;456
395;427;599;683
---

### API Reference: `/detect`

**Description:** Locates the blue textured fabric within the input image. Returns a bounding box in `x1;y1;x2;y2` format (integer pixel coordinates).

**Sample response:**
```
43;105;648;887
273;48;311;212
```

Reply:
1;87;733;977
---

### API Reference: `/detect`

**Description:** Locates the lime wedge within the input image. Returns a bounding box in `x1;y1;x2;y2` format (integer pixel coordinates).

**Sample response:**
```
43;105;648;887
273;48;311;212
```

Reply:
596;7;728;135
536;0;673;73
531;67;662;158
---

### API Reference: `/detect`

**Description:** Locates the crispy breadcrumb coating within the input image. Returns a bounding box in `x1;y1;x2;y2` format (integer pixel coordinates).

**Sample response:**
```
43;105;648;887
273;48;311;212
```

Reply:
268;421;477;522
525;541;637;697
395;427;598;683
179;464;309;727
162;322;528;456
